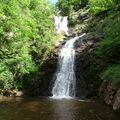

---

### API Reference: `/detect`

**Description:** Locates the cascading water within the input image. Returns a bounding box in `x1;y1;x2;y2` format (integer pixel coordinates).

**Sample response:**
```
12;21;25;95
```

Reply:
52;34;86;99
54;16;68;35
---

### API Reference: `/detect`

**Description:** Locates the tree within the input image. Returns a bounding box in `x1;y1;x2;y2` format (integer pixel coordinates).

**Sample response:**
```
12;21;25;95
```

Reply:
0;0;57;90
56;0;88;16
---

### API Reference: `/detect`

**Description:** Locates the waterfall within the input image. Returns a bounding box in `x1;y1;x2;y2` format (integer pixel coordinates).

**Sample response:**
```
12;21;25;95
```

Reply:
52;34;86;99
54;16;68;35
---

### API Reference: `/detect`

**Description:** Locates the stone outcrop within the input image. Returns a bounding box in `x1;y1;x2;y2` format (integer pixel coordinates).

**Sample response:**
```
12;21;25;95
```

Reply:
113;89;120;111
25;53;58;96
74;33;103;98
99;81;120;111
0;89;23;97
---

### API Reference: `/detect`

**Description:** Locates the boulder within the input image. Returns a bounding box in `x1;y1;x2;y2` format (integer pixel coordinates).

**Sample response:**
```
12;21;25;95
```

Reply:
113;89;120;111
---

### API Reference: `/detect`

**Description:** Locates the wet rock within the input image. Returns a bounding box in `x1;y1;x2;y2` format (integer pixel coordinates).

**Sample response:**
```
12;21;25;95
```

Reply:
0;95;3;99
113;89;120;111
99;81;116;104
99;81;120;111
15;91;23;97
74;33;102;98
78;12;89;21
24;51;58;96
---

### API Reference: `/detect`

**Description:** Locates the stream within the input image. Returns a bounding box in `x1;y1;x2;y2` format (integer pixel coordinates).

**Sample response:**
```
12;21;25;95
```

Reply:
0;97;119;120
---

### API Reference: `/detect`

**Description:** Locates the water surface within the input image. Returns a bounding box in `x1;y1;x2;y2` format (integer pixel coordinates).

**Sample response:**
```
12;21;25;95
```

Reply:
0;97;119;120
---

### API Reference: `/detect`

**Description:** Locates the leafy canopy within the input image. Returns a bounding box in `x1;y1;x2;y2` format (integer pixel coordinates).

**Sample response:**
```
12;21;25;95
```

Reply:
0;0;57;90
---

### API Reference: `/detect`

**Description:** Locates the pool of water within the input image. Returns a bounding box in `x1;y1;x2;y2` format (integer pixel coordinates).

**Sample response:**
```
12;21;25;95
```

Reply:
0;97;119;120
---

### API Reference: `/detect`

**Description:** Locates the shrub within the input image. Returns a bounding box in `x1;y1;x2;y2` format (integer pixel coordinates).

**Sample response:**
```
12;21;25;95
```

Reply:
56;0;88;16
0;0;57;90
101;64;120;84
89;0;114;14
96;13;120;60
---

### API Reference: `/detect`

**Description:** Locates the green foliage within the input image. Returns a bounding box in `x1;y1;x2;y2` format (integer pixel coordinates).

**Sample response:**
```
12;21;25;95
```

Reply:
95;11;120;84
56;0;117;16
56;0;88;16
0;62;13;89
96;12;120;60
89;0;115;14
0;0;57;90
101;64;120;84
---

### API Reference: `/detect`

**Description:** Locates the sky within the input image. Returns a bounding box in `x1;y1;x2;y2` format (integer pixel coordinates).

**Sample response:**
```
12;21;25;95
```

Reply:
50;0;58;4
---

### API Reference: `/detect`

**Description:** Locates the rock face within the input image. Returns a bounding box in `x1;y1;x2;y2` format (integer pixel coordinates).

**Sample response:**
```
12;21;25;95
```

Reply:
113;89;120;111
25;54;58;96
0;89;23;97
99;81;120;111
74;34;102;98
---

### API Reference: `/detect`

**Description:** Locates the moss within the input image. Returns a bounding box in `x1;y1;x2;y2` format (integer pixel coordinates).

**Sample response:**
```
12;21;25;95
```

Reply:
101;64;120;85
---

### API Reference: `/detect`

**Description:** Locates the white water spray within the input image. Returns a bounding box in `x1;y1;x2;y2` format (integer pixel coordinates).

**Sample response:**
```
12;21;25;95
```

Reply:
52;34;86;99
54;16;68;35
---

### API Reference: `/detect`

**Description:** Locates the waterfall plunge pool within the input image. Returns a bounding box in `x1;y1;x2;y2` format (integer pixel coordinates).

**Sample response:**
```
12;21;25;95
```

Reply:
0;97;119;120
